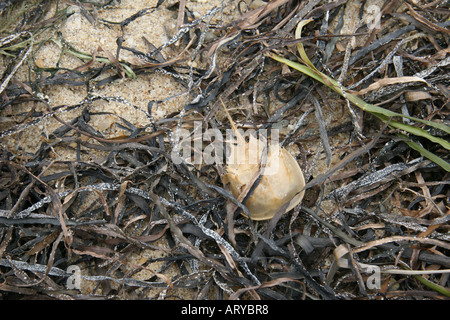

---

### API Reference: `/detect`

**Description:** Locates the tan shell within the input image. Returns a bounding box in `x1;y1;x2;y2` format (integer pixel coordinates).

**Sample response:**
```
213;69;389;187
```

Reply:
220;101;305;221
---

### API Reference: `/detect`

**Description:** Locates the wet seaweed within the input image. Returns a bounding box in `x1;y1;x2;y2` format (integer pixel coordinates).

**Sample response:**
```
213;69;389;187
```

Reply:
0;0;449;300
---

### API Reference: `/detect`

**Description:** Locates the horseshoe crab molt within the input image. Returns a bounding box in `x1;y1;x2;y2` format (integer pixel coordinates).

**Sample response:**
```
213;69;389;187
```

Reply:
220;101;306;221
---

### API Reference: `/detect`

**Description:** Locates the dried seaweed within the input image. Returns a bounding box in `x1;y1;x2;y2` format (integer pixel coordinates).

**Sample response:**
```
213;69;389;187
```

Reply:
0;0;449;301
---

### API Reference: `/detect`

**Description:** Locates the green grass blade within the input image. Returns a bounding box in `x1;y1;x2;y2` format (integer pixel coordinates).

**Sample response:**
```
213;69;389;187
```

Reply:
389;119;450;150
400;136;450;172
51;38;136;79
412;273;450;297
295;18;317;71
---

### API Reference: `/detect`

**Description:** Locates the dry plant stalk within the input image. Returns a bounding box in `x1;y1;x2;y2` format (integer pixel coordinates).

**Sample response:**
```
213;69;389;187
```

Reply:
220;100;305;221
